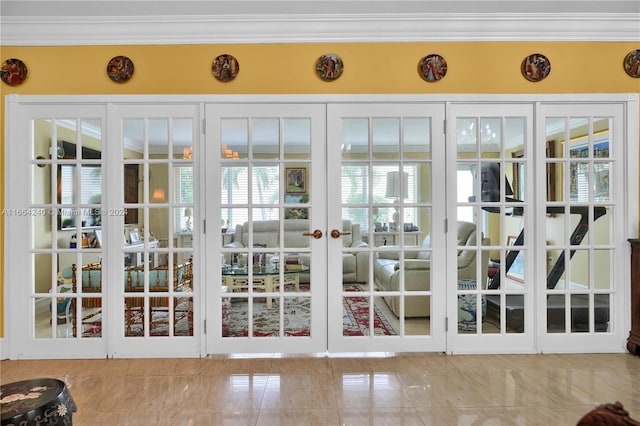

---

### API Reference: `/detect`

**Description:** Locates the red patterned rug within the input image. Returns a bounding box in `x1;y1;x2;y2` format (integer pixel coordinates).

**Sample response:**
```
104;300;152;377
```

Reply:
342;284;397;336
224;283;397;337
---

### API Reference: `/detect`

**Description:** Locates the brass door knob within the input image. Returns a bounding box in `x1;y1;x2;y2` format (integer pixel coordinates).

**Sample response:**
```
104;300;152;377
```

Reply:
303;229;323;239
330;229;351;239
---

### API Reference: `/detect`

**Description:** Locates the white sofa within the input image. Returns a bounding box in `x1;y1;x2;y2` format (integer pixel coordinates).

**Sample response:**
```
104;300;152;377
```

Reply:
373;221;490;318
225;219;369;283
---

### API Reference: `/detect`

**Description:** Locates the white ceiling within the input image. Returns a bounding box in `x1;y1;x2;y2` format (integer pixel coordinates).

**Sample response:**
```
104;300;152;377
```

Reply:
2;0;638;45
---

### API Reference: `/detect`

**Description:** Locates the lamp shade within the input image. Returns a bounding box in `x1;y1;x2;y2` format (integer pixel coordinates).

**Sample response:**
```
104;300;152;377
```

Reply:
184;207;193;217
385;171;409;199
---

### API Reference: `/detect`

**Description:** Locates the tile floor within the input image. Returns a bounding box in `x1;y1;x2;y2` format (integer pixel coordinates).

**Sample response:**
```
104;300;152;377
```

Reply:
1;353;639;425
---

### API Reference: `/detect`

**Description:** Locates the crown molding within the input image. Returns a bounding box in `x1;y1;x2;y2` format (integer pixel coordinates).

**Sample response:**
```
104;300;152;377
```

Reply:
2;12;639;46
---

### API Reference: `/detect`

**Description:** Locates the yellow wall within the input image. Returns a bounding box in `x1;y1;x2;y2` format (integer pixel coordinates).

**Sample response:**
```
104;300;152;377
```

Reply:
1;41;639;337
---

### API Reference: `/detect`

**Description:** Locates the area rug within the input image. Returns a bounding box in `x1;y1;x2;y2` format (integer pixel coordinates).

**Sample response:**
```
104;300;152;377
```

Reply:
224;284;397;337
342;284;397;336
80;301;193;338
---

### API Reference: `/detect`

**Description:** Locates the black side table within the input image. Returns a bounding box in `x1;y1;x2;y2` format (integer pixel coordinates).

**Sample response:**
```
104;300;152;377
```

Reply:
1;378;77;425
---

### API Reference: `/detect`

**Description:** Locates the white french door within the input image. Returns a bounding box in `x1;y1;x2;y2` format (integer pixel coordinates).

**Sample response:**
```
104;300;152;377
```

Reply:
446;101;632;354
326;103;447;352
446;104;536;354
109;104;201;357
6;104;108;359
205;104;328;354
536;103;628;353
5;95;635;359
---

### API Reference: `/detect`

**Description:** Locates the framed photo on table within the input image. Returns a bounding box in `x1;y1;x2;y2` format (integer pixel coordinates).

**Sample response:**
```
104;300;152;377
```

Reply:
285;167;306;193
128;228;140;244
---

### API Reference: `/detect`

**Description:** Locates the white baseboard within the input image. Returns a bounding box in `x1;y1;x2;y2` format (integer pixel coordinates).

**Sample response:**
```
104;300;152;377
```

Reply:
36;298;49;315
0;337;7;360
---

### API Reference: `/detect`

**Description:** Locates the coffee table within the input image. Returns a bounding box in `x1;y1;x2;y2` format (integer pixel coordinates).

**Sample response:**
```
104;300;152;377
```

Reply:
221;265;309;308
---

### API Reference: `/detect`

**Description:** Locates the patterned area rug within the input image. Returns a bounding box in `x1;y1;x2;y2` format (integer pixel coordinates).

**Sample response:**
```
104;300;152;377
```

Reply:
79;301;193;338
342;284;397;336
224;284;397;337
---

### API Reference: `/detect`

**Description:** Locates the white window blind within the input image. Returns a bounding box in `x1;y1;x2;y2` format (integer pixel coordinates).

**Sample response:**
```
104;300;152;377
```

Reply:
341;164;417;231
174;166;193;232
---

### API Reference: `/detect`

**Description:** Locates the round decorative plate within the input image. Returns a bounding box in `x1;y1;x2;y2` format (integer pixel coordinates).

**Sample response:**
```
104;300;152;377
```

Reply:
1;58;28;86
106;56;134;83
623;49;640;78
418;54;447;82
315;54;343;81
521;53;551;82
212;54;239;82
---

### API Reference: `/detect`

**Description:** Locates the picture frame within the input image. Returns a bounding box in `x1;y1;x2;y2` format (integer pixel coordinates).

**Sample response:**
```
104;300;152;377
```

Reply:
286;167;306;193
506;235;525;282
285;207;308;220
128;228;140;244
284;194;308;204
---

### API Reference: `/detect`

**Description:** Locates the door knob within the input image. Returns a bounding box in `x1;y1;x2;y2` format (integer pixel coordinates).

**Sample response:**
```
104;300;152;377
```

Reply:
303;229;323;239
330;229;351;239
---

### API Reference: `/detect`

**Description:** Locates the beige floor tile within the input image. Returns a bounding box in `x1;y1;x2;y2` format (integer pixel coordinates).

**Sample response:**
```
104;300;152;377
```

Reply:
256;408;341;425
2;354;639;426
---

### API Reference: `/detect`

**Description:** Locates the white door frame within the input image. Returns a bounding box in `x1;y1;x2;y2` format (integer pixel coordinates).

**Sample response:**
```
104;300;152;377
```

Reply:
4;94;637;359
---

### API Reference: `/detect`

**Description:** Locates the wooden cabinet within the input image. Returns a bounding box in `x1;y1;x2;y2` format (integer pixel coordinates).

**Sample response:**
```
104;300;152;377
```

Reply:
628;239;640;356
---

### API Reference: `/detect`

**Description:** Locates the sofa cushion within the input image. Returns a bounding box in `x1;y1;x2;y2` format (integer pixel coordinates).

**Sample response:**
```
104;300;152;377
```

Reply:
249;221;280;247
82;270;102;289
373;258;398;286
283;219;312;248
416;234;432;260
343;253;356;274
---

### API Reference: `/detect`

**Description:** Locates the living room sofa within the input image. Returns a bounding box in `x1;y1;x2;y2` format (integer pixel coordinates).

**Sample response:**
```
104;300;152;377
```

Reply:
225;219;369;283
373;221;490;318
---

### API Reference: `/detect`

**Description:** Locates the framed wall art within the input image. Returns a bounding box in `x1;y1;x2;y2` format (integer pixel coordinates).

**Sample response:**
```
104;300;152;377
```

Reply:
418;54;447;82
623;49;640;78
212;54;239;82
107;56;134;83
285;167;306;193
521;53;550;82
315;54;343;81
1;58;28;86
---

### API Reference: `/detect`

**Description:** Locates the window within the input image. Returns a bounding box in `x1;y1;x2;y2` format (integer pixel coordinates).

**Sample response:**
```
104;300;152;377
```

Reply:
220;165;280;229
341;164;417;231
59;164;102;229
174;166;193;232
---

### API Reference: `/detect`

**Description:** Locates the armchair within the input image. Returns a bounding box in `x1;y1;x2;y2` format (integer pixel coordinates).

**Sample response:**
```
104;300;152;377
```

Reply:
373;221;489;318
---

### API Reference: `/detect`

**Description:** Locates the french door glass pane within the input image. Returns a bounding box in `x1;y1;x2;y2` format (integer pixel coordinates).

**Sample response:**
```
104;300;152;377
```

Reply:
122;116;195;338
544;115;614;335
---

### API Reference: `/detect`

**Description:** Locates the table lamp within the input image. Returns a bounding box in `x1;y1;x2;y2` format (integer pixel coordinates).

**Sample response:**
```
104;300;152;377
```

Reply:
385;171;408;224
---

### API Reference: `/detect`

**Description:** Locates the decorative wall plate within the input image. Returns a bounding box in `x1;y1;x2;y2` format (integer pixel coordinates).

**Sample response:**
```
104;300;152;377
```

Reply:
1;58;28;86
418;54;447;82
106;56;134;83
315;54;343;81
623;49;640;78
521;53;551;82
212;54;239;82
